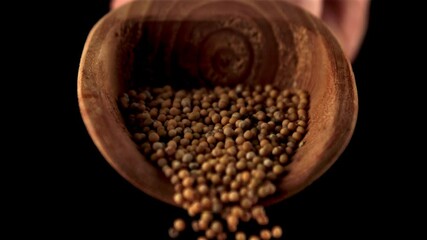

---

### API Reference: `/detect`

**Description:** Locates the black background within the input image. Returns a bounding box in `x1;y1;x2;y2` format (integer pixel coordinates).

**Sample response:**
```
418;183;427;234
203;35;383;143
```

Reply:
18;0;423;239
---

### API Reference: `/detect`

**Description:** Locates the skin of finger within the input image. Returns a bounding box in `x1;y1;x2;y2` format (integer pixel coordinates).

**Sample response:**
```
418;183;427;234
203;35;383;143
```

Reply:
111;0;323;16
283;0;323;17
111;0;134;9
321;0;371;62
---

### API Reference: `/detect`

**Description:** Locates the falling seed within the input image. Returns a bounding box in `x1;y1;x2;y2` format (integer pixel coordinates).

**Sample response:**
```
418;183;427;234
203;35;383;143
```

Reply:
119;84;309;240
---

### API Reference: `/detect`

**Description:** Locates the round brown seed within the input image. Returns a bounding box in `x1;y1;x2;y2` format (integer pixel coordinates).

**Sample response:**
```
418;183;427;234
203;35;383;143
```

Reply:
173;218;186;232
271;226;283;238
168;228;179;238
148;132;160;142
236;232;247;240
120;84;310;240
260;229;271;240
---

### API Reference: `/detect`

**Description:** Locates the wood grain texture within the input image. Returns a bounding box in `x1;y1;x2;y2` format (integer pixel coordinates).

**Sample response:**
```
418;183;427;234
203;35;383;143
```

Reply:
78;0;358;206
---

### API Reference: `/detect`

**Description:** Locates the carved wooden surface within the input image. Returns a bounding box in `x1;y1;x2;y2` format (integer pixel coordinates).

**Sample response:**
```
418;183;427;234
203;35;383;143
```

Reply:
78;0;358;206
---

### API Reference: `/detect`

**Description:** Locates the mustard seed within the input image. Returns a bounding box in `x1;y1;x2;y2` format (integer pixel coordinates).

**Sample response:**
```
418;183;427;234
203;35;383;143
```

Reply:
148;132;160;142
236;232;247;240
201;197;212;209
272;164;284;175
157;158;167;167
222;175;232;185
218;232;227;240
210;220;223;234
173;218;186;232
168;227;179;238
182;153;194;163
173;193;184;205
182;176;195;187
260;229;271;239
205;229;215;239
271;226;283;238
241;198;252;209
162;166;173;178
198;220;209;231
210;174;221;184
224;126;234;137
236;160;247;170
228;191;240;202
183;188;195;201
188;202;202;216
120;84;310;239
227;215;239;232
176;167;189;178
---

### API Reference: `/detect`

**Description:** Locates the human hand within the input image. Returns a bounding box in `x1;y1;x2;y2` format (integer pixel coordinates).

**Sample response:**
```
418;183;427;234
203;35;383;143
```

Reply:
110;0;370;62
284;0;371;62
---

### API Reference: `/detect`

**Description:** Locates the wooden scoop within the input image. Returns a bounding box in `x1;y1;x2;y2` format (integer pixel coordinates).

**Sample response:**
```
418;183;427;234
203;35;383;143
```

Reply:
78;0;358;206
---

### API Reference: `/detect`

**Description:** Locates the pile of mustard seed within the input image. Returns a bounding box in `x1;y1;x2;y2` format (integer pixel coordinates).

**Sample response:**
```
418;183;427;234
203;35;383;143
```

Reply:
119;84;309;239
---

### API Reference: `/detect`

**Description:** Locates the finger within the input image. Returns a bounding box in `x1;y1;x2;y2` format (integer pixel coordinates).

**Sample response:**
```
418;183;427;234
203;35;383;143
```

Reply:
321;0;371;61
283;0;323;17
111;0;135;9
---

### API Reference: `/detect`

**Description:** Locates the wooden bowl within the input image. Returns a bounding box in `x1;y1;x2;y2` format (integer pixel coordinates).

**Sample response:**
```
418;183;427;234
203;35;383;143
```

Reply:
78;0;358;206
